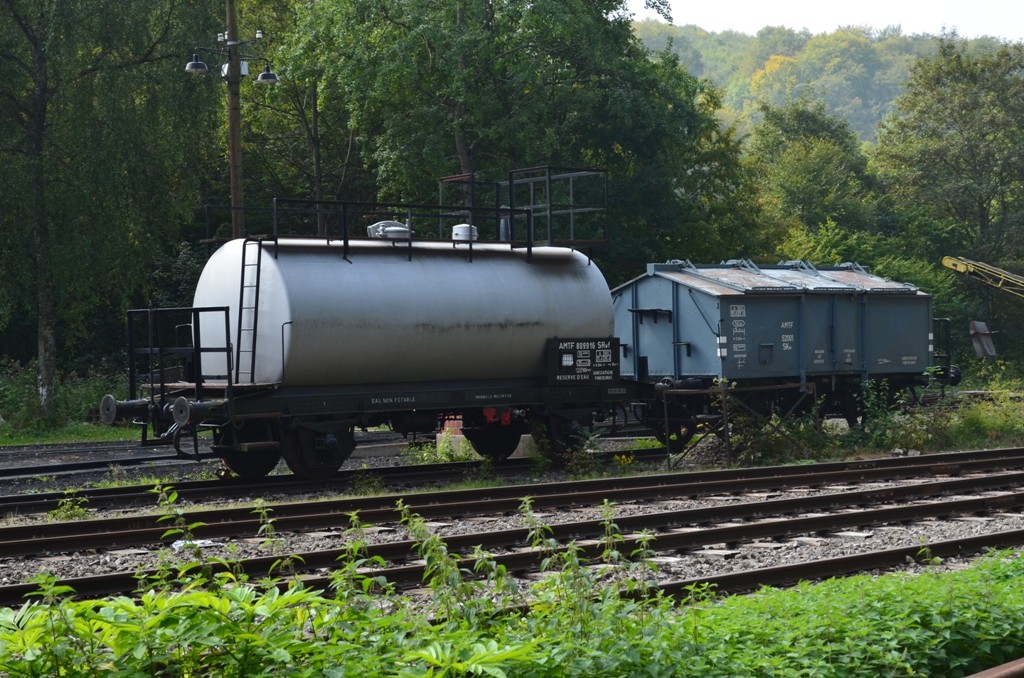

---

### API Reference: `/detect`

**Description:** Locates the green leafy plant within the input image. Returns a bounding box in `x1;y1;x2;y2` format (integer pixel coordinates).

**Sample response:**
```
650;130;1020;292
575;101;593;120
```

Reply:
916;538;943;567
630;437;666;450
402;431;479;464
151;484;208;563
623;528;661;601
613;452;635;468
8;542;1024;675
329;512;393;604
399;500;479;622
597;499;623;566
252;499;286;553
403;638;545;676
351;465;385;496
48;491;88;521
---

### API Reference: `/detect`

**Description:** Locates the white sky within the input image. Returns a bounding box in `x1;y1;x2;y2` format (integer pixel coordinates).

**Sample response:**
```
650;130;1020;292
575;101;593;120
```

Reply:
626;0;1024;41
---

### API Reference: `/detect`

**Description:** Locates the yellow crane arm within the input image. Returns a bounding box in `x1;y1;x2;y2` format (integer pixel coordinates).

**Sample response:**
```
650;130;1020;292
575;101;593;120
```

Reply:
941;256;1024;300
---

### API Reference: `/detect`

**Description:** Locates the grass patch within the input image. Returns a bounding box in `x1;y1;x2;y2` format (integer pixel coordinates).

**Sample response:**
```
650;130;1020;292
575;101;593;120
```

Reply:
0;359;134;445
0;422;137;447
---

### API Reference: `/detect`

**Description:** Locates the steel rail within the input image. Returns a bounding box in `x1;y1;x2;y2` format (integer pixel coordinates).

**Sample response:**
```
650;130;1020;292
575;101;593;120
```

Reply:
0;458;523;514
655;527;1024;598
0;452;220;478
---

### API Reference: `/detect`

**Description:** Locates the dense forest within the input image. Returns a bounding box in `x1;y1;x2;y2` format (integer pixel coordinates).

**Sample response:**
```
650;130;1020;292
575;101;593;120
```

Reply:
3;0;1024;418
632;21;1010;142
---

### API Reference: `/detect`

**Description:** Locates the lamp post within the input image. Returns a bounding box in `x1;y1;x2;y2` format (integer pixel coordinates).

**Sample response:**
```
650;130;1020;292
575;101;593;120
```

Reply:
185;0;278;239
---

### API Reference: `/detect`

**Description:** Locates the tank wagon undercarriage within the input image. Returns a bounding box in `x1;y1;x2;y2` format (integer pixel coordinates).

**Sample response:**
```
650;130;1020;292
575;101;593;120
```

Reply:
99;305;624;479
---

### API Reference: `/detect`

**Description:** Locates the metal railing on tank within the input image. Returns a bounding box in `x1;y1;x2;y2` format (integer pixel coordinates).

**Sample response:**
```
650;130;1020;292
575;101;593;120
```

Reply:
268;197;537;261
265;166;609;261
501;166;609;246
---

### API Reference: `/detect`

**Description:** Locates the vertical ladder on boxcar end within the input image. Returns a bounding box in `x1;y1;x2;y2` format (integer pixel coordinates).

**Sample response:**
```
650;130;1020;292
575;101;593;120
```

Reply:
235;238;264;384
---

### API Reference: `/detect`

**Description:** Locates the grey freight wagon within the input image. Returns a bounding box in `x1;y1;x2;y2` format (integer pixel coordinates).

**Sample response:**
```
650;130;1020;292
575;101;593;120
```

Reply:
612;259;936;449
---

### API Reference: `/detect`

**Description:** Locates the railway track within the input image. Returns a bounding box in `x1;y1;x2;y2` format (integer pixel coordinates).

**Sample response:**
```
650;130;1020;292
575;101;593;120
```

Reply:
0;458;513;514
0;440;215;478
0;434;383;480
0;446;678;515
0;431;654;498
2;444;1023;515
0;451;221;479
3;447;1024;606
6;467;1024;559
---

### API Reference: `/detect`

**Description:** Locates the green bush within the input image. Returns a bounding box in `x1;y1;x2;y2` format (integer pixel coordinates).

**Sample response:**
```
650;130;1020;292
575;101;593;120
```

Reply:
0;356;38;428
732;410;836;466
4;520;1024;676
676;551;1024;676
401;432;481;464
730;372;1024;459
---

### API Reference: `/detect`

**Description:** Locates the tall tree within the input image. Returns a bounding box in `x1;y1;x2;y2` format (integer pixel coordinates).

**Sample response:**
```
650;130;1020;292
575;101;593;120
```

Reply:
874;33;1024;263
873;34;1024;359
287;0;748;281
0;0;217;416
747;99;875;244
225;0;378;235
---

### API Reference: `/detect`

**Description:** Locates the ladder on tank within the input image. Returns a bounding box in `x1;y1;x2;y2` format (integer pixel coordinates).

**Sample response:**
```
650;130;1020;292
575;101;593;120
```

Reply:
235;238;267;384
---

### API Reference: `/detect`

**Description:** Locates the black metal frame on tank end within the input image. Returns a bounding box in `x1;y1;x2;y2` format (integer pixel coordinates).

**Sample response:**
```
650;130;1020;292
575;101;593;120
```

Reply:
99;306;239;459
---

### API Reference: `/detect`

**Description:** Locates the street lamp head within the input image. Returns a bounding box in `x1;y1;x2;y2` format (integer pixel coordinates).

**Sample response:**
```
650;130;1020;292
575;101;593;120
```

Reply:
185;54;209;75
256;63;279;85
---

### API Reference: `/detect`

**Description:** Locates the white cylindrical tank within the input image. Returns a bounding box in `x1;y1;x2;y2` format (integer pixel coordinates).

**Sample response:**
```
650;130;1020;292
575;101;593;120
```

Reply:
192;239;613;386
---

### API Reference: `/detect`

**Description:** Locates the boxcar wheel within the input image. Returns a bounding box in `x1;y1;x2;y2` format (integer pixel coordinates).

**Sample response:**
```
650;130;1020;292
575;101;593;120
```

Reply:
654;421;697;454
219;448;281;479
646;402;698;454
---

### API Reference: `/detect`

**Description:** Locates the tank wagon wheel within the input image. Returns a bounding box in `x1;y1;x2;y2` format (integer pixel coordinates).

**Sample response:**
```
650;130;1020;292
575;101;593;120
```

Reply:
282;426;355;481
214;421;282;479
462;426;525;461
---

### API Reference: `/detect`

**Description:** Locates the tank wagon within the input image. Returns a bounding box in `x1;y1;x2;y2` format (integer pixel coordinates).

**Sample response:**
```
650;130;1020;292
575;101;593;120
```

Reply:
614;258;947;450
100;168;624;479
